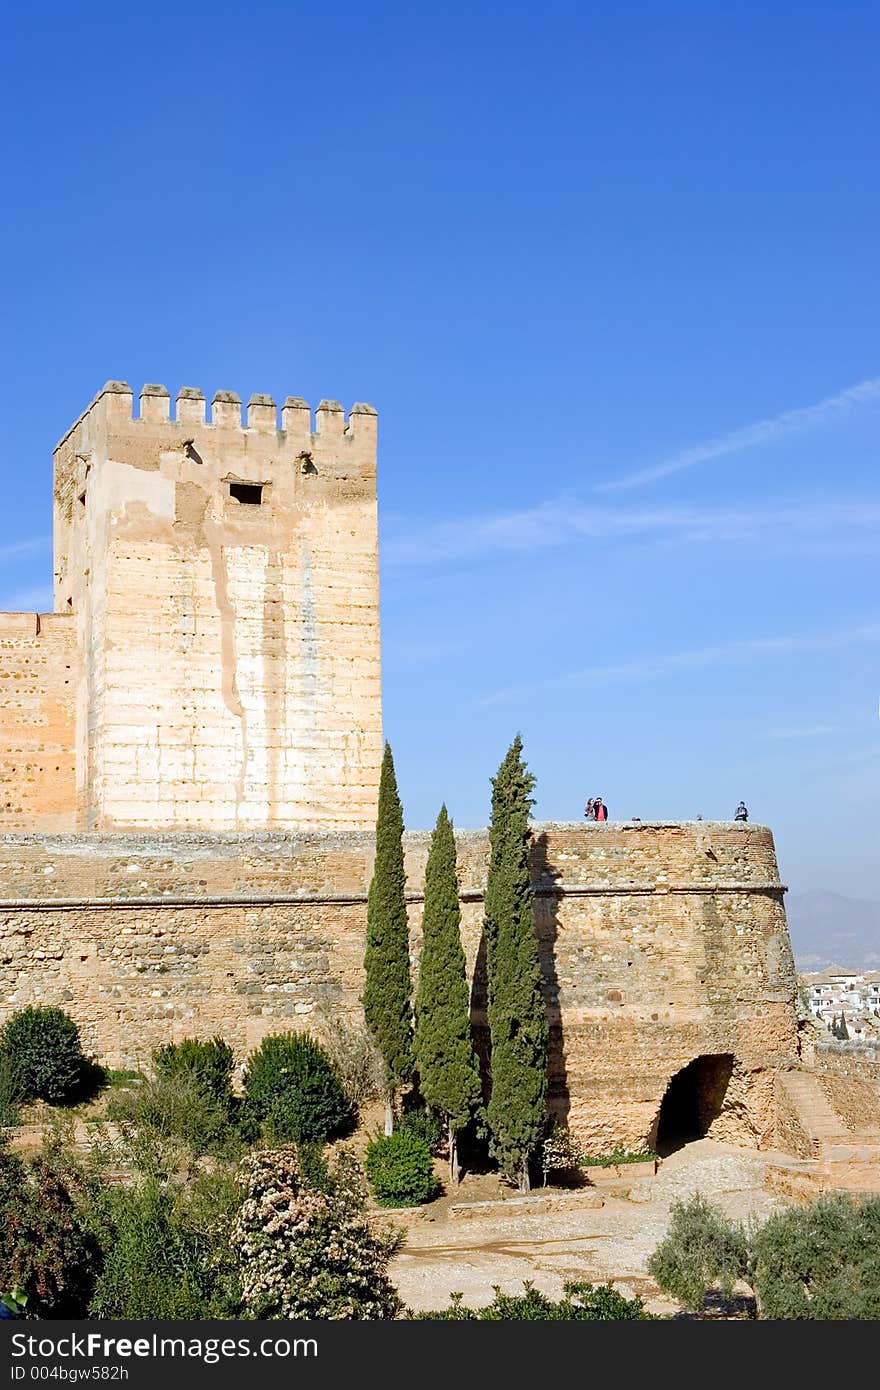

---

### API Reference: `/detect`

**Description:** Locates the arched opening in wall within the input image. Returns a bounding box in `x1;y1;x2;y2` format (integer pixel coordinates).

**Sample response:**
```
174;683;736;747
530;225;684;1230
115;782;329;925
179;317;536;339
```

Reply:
653;1054;735;1157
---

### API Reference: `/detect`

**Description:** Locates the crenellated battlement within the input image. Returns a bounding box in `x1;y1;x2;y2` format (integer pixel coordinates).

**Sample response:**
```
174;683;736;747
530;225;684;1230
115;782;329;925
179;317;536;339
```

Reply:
47;372;383;837
55;381;378;451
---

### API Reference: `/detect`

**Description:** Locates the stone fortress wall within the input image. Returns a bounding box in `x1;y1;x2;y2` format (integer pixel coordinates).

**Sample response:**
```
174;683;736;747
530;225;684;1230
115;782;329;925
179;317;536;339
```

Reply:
0;377;811;1156
0;819;798;1154
0;613;77;831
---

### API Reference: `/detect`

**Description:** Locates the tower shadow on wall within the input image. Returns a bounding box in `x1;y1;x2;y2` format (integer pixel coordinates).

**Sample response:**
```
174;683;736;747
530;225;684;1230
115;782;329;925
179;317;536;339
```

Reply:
468;832;571;1141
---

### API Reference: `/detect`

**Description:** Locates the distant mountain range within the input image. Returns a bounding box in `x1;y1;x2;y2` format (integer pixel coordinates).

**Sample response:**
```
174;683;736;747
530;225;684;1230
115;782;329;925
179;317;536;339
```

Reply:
785;890;880;972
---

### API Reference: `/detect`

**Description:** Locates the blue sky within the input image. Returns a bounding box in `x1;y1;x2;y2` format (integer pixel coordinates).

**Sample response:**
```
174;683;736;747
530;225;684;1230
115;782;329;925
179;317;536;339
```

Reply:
2;3;878;896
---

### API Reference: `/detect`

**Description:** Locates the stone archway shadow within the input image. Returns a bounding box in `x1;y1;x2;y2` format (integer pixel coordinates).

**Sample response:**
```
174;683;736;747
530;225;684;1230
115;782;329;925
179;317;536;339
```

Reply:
652;1053;735;1157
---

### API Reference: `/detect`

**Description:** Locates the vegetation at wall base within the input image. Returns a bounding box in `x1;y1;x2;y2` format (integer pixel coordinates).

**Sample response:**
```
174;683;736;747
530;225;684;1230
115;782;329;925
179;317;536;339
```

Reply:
153;1036;235;1112
414;804;482;1183
0;1005;97;1105
581;1148;659;1168
483;736;548;1191
365;1129;439;1207
363;741;414;1134
322;1019;385;1107
107;1071;243;1175
413;1280;653;1320
241;1031;353;1145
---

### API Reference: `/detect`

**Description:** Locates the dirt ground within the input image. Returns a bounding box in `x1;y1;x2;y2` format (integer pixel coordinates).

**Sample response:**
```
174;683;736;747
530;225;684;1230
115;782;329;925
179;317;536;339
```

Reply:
385;1138;784;1315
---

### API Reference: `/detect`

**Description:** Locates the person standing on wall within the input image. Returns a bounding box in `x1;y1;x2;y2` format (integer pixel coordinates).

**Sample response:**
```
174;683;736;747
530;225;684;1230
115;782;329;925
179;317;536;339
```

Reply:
734;801;748;822
584;798;596;819
594;797;608;821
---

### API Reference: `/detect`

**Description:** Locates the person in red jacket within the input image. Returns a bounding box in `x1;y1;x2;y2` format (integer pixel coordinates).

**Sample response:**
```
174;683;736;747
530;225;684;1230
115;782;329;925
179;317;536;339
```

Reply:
594;797;608;821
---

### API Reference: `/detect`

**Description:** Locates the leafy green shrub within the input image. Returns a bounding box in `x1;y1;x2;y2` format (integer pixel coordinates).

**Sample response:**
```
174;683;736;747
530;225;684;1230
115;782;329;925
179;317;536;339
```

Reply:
396;1105;442;1151
0;1006;94;1104
90;1176;241;1319
241;1032;353;1144
365;1129;439;1207
234;1145;402;1319
107;1072;242;1176
415;1280;652;1319
0;1151;101;1317
153;1036;234;1111
749;1194;880;1319
648;1194;748;1311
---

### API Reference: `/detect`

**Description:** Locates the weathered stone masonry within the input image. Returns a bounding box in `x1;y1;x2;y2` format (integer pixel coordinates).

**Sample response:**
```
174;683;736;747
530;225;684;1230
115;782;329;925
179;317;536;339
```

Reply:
2;382;383;833
0;820;799;1153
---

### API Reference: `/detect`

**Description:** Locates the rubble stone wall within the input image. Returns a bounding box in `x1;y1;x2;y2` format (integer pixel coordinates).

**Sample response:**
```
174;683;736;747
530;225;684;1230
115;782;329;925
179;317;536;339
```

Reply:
0;820;799;1153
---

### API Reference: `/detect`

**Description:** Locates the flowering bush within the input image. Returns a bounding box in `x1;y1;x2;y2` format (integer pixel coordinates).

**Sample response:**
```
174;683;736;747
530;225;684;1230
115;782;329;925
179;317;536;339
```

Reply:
540;1122;588;1183
233;1146;402;1319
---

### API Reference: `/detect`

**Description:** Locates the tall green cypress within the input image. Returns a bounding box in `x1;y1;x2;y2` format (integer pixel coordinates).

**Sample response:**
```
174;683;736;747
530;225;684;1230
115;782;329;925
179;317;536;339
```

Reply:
363;741;413;1134
483;735;547;1191
414;805;482;1184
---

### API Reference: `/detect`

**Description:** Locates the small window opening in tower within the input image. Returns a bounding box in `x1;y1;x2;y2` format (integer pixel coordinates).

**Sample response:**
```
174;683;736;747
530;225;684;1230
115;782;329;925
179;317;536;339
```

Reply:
78;492;86;507
229;482;263;505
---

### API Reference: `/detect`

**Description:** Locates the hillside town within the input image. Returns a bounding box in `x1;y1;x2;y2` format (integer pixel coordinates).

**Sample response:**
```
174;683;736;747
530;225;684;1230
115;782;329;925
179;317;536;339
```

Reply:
801;971;880;1041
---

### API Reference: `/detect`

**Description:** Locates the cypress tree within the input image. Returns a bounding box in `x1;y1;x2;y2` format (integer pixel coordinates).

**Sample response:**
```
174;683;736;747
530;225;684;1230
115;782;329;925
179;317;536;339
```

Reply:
414;805;482;1184
363;741;413;1134
483;735;548;1191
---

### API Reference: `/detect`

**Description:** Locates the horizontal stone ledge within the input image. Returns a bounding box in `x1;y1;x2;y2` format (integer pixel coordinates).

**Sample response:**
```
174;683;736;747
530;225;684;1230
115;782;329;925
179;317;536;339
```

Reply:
0;881;787;911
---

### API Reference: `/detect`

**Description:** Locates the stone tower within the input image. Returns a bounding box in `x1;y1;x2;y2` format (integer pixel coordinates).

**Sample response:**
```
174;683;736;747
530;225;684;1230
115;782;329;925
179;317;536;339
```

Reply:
1;382;383;832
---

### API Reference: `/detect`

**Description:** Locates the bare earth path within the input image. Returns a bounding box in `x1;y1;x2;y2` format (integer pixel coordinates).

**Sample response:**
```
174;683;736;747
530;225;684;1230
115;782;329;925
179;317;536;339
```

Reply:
389;1139;784;1315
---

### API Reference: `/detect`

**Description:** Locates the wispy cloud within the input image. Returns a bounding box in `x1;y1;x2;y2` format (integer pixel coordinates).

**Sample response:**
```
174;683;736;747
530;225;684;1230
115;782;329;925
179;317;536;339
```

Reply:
382;494;880;567
600;377;880;492
481;621;880;706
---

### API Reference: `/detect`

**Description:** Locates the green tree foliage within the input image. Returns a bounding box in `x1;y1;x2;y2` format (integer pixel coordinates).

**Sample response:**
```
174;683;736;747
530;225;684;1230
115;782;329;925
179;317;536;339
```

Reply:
364;1129;439;1207
648;1191;880;1319
0;1151;101;1317
483;736;547;1190
836;1013;850;1041
90;1177;241;1319
647;1194;748;1311
241;1032;352;1144
415;1280;652;1320
1;1006;94;1105
153;1036;235;1111
750;1194;880;1319
363;742;413;1132
234;1146;402;1319
413;805;482;1182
